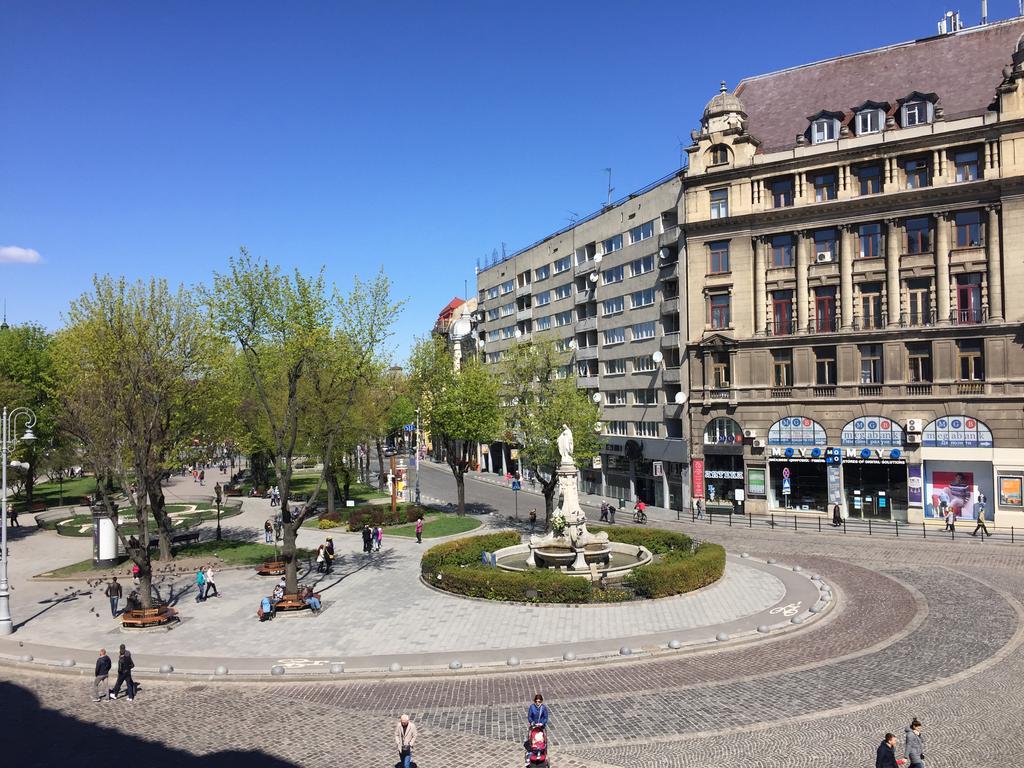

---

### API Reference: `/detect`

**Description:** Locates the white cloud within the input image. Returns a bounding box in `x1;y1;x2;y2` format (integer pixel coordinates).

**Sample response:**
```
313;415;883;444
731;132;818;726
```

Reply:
0;246;42;264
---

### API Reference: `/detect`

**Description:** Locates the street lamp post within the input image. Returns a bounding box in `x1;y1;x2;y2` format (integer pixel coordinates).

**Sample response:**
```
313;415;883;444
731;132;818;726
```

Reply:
0;406;36;636
414;408;421;505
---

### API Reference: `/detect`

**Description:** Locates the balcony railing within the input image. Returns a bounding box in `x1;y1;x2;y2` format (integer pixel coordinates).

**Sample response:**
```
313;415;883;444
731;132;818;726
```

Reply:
576;375;599;389
813;386;836;398
952;307;986;326
574;289;593;305
902;309;937;328
905;383;932;397
576;345;599;361
957;382;984;395
663;367;681;384
661;297;679;315
765;320;794;337
574;260;598;276
770;387;792;399
577;316;598;331
858;384;883;397
708;388;731;400
658;226;680;249
516;308;533;321
815;314;838;334
660;332;680;350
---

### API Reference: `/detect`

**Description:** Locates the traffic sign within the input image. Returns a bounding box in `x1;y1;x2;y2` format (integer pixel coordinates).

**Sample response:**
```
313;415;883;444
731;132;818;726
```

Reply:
782;467;791;479
511;479;521;491
782;477;791;495
403;424;416;432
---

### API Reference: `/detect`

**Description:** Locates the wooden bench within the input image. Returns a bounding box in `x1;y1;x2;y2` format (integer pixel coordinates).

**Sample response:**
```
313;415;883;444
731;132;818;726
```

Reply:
79;496;93;507
257;560;286;576
225;487;243;497
27;501;47;513
147;531;201;550
273;591;321;612
121;605;178;628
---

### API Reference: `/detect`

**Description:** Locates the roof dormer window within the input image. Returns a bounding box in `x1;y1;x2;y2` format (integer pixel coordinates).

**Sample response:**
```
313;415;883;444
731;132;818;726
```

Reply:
811;118;838;144
855;109;884;135
709;144;730;166
903;101;929;126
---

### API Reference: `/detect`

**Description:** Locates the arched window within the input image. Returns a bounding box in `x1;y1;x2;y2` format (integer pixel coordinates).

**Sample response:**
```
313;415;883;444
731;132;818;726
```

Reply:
922;416;993;447
840;416;904;447
767;417;827;446
704;417;742;444
708;144;730;166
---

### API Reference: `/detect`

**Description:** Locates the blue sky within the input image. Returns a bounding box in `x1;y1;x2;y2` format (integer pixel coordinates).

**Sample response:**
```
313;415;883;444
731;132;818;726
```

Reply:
2;0;1016;359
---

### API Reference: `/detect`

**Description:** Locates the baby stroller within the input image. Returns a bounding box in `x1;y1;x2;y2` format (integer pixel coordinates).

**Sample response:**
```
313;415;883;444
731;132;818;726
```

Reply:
257;596;275;622
524;724;549;767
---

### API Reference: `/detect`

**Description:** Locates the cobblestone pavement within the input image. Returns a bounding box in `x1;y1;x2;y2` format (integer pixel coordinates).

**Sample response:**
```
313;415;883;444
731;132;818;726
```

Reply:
4;465;1024;765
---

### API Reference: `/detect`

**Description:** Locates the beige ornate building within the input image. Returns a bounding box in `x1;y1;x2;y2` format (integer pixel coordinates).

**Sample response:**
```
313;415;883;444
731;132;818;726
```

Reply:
683;19;1024;525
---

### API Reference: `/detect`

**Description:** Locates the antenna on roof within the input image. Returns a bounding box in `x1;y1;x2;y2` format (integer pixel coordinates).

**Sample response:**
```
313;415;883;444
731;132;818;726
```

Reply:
603;168;614;207
937;9;963;34
981;0;988;23
0;300;7;331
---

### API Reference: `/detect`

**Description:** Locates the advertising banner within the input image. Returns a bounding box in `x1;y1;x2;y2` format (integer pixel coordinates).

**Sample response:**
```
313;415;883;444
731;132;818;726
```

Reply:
691;459;705;500
926;470;976;520
907;465;923;506
747;467;766;496
999;475;1023;508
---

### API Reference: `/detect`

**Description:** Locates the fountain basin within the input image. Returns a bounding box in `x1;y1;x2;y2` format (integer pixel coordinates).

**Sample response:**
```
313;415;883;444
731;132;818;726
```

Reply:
494;542;653;580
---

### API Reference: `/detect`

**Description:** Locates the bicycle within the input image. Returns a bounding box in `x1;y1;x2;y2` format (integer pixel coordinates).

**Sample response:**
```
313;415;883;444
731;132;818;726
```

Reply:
632;508;647;524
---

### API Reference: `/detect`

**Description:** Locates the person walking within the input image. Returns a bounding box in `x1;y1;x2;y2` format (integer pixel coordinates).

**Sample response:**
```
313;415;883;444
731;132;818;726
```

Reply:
375;525;383;552
195;567;206;602
199;469;205;486
905;718;925;768
105;577;123;618
316;544;326;573
832;503;842;527
394;714;418;768
264;519;273;544
696;498;705;520
204;565;219;598
608;504;616;524
875;732;899;768
944;504;956;533
9;506;18;527
92;648;111;702
324;537;335;573
972;491;990;537
362;524;373;554
415;516;424;544
109;644;136;701
529;509;537;532
599;501;608;522
528;693;549;728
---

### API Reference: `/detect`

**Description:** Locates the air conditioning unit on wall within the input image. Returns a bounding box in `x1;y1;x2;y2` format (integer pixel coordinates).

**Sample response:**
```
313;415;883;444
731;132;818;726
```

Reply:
751;438;765;448
906;433;922;444
815;252;834;264
743;429;758;438
905;418;922;433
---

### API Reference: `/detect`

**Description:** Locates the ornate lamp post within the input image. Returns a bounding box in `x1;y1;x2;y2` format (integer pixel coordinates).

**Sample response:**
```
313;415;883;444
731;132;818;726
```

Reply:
0;406;36;635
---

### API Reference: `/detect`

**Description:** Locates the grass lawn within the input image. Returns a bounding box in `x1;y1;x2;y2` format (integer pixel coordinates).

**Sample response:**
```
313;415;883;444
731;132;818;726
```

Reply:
52;502;241;537
40;539;316;578
388;514;481;539
15;475;105;511
240;474;377;503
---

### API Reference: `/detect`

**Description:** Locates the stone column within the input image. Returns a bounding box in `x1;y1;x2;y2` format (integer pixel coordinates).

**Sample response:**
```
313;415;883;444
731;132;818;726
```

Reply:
795;231;809;333
935;212;951;325
840;224;854;329
987;204;1004;321
885;218;901;327
701;350;712;392
753;236;767;335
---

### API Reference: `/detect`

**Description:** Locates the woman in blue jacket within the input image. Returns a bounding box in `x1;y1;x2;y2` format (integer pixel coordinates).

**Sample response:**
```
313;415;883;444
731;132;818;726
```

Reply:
528;694;549;728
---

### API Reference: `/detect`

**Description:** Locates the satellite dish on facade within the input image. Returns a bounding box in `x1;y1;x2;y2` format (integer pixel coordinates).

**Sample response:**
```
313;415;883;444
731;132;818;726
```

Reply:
674;391;687;404
592;392;602;403
589;272;599;283
652;350;664;364
514;328;523;338
568;339;577;349
593;421;604;433
594;253;603;264
477;339;485;349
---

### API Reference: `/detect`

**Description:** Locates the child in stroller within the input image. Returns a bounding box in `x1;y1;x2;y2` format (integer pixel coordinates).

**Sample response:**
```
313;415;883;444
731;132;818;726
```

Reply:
524;724;548;767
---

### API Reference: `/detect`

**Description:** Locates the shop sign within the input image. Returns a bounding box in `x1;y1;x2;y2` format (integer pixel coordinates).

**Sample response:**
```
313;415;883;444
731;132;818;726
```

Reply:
769;446;826;461
908;465;923;506
999;475;1023;508
922;416;993;448
592;456;602;470
827;464;842;506
691;459;705;499
840;416;904;447
768;417;827;446
843;447;905;465
653;461;664;477
704;469;743;480
747;468;766;496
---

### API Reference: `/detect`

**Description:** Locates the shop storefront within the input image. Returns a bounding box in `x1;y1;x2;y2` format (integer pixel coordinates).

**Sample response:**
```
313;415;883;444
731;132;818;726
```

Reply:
701;417;745;512
840;417;908;521
921;416;994;525
767;417;828;511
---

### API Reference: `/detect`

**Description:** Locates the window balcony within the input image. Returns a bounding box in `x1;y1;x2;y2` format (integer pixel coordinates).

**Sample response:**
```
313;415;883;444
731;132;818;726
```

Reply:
660;332;680;350
765;320;794;337
858;384;883;397
576;345;599;361
516;308;533;322
770;387;793;399
574;260;598;276
658;261;678;280
663;367;681;384
660;297;679;315
905;383;933;397
574;289;594;305
663;403;684;419
658;226;679;250
576;375;599;389
515;283;532;296
707;388;731;400
957;382;985;396
577;316;598;332
814;315;838;334
952;307;986;326
813;386;836;398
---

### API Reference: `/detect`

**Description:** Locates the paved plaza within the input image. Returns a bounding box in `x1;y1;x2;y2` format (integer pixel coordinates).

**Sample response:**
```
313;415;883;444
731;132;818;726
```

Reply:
2;467;1024;765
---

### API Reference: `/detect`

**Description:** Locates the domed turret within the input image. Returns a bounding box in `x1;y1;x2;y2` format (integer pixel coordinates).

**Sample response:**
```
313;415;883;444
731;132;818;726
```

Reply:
703;81;746;123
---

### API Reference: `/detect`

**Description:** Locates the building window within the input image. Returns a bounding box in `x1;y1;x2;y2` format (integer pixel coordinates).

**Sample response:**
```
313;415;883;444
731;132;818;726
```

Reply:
487;286;500;300
630;255;655;277
907;279;932;326
771;290;793;336
907;343;932;383
554;284;572;300
855;109;883;135
554;364;572;380
711;353;730;388
577;360;598;377
633;389;657;405
535;291;551;307
709;293;730;329
635;421;660;438
603;327;625;346
602;265;624;285
554;310;574;327
905;217;932;254
602;234;623;255
815;287;837;333
860;283;883;329
605;390;627;405
630;288;655;309
631;321;656;340
902;101;930;127
812;171;837;202
602;296;625;316
554;337;573;352
500;280;514;295
859;344;883;384
605;420;628;436
553;256;571;274
772;349;793;386
501;326;516;340
535;315;551;331
708;241;730;274
534;264;550;281
486;308;501;322
770;177;794;208
956;273;983;324
501;302;515;317
858;223;883;258
710;188;729;219
710;145;730;165
811;118;837;144
814;229;838;262
604;358;626;375
954;149;980;183
628;220;655;244
771;234;794;267
954;210;983;248
857;164;883;195
633;355;657;372
957;340;985;381
815;347;837;385
905;157;930;189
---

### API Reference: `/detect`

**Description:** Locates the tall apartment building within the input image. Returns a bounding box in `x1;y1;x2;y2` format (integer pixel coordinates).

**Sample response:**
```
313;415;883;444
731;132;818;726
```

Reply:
683;18;1024;525
475;176;687;508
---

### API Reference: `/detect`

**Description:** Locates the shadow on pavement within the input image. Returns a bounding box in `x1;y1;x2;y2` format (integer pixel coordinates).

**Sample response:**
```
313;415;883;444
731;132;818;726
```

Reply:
0;681;297;766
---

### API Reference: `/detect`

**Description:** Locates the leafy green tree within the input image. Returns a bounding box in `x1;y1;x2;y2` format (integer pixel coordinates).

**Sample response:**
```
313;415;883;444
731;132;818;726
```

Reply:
500;339;600;526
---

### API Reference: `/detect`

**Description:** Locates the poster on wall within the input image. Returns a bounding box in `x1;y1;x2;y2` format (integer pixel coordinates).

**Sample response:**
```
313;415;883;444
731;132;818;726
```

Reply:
925;470;976;520
747;467;766;497
691;459;705;500
840;417;904;447
922;417;993;448
907;465;923;506
999;475;1023;508
768;417;827;446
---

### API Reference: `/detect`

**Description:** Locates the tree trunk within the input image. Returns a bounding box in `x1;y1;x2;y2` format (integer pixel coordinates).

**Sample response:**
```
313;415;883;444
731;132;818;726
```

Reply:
543;475;558;530
374;439;386;490
282;504;299;594
455;471;466;515
146;476;173;562
340;465;351;505
326;458;335;516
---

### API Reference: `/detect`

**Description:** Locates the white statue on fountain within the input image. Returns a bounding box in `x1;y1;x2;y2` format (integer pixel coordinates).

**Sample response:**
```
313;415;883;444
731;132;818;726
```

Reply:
527;424;609;571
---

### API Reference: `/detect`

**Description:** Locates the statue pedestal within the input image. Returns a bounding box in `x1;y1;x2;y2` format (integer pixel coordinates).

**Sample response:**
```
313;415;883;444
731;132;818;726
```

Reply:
572;549;588;571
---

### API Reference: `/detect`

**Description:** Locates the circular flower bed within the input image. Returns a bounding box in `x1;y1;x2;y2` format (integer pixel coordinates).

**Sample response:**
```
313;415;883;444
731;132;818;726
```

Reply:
421;528;725;604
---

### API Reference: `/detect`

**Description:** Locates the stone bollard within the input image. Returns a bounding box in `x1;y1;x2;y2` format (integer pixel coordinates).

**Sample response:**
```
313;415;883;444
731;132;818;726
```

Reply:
389;662;403;672
61;659;75;667
329;662;345;674
562;651;576;662
271;665;286;676
214;665;229;676
448;660;463;670
506;656;521;666
667;640;682;649
715;633;730;642
159;664;174;674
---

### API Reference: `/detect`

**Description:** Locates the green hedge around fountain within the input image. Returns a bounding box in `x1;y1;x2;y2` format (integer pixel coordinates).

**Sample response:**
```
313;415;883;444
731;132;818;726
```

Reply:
421;528;725;604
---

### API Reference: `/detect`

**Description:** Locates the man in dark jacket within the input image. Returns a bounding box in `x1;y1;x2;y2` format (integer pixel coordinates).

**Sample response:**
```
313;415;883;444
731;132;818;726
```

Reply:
105;577;123;617
92;648;111;701
876;732;898;768
109;644;136;701
362;525;372;554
